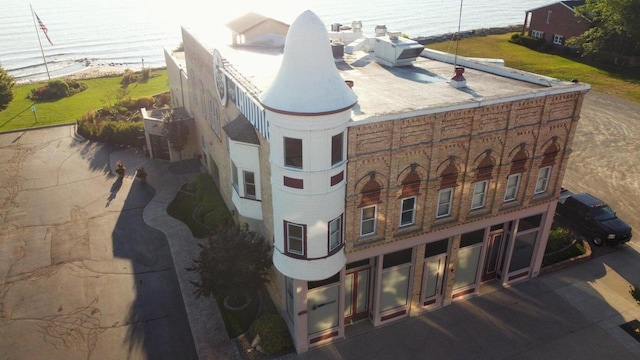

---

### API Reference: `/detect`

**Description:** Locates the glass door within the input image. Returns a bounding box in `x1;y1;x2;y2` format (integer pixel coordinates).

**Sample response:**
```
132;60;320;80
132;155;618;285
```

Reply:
344;267;370;324
482;232;504;282
422;253;447;308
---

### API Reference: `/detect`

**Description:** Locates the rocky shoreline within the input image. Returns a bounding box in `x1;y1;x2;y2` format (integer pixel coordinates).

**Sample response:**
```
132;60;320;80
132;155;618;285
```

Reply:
413;24;521;45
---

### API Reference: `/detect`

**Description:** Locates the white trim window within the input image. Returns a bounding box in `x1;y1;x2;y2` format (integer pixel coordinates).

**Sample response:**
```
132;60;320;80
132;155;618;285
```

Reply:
471;181;488;209
437;188;454;218
329;215;343;251
553;34;564;45
535;166;551;194
243;171;256;199
286;222;305;256
360;205;377;236
331;132;344;166
231;161;239;192
400;196;417;227
531;30;544;39
504;173;521;202
284;137;303;169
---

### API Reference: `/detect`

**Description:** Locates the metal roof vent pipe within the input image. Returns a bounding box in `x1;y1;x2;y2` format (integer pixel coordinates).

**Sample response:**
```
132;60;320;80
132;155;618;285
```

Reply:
352;20;362;32
375;25;387;37
450;66;467;88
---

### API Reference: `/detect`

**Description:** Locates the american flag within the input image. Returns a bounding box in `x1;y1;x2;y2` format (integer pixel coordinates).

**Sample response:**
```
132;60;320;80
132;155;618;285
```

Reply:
34;11;53;46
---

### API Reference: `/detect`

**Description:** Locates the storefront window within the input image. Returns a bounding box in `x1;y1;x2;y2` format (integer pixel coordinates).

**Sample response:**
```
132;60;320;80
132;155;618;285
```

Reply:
508;231;538;272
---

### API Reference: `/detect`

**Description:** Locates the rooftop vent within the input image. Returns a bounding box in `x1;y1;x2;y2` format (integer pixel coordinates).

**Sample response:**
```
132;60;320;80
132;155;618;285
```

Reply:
331;42;345;60
375;25;387;37
450;66;467;88
352;20;362;32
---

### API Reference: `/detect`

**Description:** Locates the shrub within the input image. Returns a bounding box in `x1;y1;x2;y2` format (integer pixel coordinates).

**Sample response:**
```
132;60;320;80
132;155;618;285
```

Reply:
136;96;155;109
542;239;585;267
47;79;70;98
251;314;293;355
121;69;134;86
158;92;171;107
518;35;545;50
142;67;151;80
189;174;233;228
509;33;520;43
118;97;137;109
80;119;143;147
28;79;86;101
545;226;574;254
203;207;233;230
77;111;99;139
66;79;87;95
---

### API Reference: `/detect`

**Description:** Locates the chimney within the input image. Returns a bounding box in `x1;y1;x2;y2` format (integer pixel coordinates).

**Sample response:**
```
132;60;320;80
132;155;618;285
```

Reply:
450;66;467;88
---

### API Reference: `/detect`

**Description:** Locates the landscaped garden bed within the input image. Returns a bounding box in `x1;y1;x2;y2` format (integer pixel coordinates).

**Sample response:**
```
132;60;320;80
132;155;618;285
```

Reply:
541;223;590;272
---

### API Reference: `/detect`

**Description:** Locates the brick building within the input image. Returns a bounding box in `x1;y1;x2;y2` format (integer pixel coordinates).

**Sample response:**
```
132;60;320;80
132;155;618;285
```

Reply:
522;0;590;49
161;10;590;353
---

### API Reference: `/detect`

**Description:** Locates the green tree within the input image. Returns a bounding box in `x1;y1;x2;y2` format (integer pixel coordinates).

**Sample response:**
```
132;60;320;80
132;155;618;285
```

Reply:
0;65;16;111
161;109;189;159
187;225;272;302
568;0;640;56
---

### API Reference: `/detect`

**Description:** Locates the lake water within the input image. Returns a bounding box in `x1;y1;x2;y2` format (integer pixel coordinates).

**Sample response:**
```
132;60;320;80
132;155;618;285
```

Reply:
0;0;553;82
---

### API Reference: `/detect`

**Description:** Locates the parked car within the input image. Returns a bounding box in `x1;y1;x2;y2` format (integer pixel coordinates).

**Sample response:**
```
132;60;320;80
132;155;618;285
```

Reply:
556;188;633;246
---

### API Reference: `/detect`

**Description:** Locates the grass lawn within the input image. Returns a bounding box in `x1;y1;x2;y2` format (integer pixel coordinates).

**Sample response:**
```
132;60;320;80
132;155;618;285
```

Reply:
165;189;211;238
426;33;640;103
0;69;169;132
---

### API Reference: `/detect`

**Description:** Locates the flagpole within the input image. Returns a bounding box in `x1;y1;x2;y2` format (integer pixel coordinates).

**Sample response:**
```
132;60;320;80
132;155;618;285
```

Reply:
30;4;51;81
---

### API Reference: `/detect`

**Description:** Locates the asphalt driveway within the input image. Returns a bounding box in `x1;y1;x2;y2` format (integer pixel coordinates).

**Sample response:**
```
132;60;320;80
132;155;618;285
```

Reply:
0;127;197;360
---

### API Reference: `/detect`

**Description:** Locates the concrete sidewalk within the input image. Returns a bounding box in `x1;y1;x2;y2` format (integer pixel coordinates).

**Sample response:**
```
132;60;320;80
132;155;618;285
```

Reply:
296;243;640;359
130;153;238;360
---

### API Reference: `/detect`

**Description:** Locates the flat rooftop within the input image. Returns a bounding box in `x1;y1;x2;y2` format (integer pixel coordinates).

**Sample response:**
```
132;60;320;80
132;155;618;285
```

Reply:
207;36;588;123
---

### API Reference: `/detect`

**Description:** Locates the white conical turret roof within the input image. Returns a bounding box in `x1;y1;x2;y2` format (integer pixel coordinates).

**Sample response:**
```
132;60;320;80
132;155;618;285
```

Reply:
259;10;357;114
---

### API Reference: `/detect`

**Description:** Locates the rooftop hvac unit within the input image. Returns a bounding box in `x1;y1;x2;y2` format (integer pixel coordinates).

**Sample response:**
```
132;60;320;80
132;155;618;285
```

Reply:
374;35;424;66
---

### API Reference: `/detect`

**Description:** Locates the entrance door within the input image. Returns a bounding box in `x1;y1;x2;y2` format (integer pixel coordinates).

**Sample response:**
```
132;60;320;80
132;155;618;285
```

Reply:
308;283;340;340
422;254;447;308
344;267;370;324
482;232;505;282
150;134;170;160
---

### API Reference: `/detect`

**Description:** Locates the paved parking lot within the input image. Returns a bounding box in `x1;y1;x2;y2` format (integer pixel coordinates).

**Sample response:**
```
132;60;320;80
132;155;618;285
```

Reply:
0;128;198;360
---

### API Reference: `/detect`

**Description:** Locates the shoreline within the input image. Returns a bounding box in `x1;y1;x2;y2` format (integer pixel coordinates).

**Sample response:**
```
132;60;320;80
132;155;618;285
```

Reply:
15;66;167;85
15;24;522;85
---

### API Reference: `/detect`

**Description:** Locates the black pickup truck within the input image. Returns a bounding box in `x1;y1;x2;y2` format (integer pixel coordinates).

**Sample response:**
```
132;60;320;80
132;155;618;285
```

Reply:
556;188;633;246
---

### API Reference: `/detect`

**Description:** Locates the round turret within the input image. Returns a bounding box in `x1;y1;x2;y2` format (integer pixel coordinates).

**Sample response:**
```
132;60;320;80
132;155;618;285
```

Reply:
260;10;357;114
